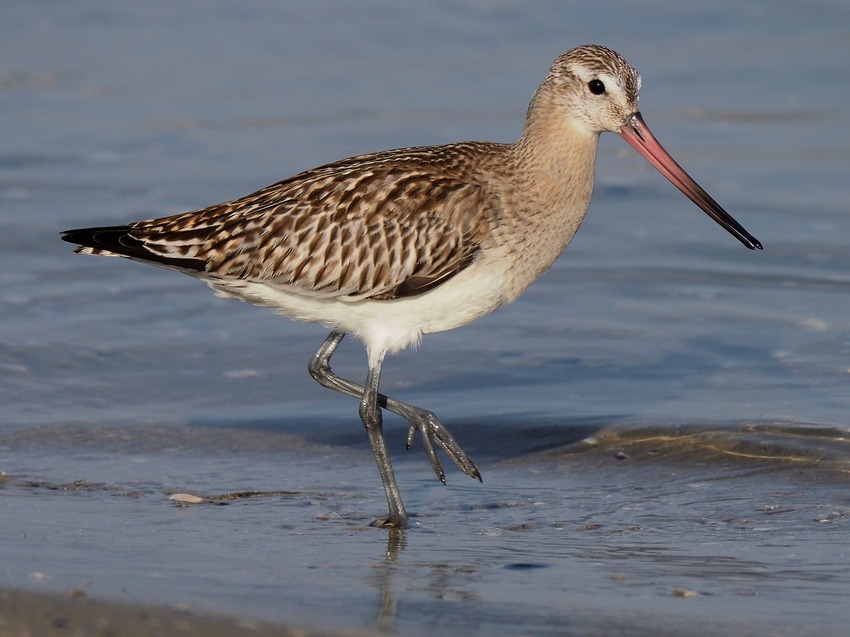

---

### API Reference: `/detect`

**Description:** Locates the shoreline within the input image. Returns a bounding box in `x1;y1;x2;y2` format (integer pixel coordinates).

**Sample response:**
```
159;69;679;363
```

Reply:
0;588;372;637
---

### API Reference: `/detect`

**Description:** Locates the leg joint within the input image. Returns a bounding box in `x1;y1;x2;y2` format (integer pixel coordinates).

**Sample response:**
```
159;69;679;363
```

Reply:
308;331;345;384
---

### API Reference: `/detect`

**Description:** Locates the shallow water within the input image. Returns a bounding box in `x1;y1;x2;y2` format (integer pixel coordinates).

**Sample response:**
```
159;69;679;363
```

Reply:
2;1;850;635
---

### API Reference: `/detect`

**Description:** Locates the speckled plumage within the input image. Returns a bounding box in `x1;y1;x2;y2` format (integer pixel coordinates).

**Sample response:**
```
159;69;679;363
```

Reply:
61;45;760;527
61;46;647;341
129;144;502;300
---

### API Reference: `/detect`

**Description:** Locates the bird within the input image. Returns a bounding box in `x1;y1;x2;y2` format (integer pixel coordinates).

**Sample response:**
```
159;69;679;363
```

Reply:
61;44;761;529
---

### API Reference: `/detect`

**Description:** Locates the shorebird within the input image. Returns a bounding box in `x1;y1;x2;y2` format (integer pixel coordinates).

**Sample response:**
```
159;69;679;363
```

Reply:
61;45;761;528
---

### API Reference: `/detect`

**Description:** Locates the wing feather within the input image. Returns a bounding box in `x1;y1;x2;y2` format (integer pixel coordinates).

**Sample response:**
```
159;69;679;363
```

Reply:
63;144;503;301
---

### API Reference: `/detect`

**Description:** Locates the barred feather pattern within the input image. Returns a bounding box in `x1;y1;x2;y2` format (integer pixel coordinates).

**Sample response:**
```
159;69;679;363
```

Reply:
58;44;761;526
119;143;506;301
65;44;652;320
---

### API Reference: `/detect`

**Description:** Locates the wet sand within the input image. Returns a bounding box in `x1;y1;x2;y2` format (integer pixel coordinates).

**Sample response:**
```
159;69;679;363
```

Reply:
3;421;849;636
0;581;820;637
0;588;373;637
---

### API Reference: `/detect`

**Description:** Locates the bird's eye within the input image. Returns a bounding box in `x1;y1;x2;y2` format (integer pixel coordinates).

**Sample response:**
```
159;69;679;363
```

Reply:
588;79;606;95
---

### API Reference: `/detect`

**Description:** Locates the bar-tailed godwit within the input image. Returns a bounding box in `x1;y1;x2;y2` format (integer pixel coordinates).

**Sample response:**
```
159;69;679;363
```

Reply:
61;45;761;528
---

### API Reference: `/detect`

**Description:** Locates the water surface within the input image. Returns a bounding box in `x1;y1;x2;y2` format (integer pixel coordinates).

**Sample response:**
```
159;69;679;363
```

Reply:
2;1;849;635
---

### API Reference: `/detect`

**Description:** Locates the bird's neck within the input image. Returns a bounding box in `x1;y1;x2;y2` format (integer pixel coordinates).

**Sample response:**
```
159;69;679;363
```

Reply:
509;94;600;234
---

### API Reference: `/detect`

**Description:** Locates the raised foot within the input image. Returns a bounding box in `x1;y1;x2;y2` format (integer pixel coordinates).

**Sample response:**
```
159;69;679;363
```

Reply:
400;408;482;484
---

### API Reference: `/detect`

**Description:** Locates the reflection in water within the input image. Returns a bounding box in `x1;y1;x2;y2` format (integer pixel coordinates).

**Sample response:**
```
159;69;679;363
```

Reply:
370;529;406;630
3;418;849;637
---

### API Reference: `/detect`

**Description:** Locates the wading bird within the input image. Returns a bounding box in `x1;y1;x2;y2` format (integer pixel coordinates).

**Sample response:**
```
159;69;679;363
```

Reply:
62;45;761;528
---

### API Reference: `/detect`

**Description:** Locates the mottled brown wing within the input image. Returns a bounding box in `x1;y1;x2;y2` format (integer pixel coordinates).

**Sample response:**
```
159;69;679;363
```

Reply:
125;157;493;301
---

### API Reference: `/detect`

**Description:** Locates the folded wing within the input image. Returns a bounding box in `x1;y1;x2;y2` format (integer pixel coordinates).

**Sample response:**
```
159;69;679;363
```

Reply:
61;148;496;301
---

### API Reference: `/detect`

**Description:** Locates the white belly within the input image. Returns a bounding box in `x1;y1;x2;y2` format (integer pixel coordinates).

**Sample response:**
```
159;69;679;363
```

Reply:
200;250;516;366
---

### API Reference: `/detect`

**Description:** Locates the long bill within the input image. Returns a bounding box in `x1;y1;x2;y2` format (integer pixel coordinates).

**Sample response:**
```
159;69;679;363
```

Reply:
619;112;762;250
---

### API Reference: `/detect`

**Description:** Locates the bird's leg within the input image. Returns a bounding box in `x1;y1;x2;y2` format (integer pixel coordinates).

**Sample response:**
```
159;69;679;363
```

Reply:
360;360;408;528
308;332;481;485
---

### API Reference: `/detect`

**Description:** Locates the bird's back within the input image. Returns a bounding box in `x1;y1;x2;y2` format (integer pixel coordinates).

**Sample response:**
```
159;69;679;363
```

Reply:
62;141;515;303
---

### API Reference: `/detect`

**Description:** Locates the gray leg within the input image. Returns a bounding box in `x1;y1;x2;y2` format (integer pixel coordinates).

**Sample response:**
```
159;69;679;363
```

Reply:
359;362;408;528
307;332;481;513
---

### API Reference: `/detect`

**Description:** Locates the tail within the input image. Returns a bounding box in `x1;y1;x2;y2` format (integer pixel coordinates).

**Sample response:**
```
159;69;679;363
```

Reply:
61;225;138;255
60;225;204;272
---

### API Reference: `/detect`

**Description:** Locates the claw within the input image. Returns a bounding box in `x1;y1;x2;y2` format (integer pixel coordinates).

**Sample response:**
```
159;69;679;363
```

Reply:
418;426;446;484
406;422;416;450
429;431;480;481
406;418;446;483
401;408;482;484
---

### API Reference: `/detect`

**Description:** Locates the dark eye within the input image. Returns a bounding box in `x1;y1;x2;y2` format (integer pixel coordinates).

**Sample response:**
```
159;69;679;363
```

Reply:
588;79;606;95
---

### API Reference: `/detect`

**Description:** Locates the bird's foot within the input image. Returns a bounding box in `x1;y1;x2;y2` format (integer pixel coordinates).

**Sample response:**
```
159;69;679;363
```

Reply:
403;409;482;484
369;512;409;529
